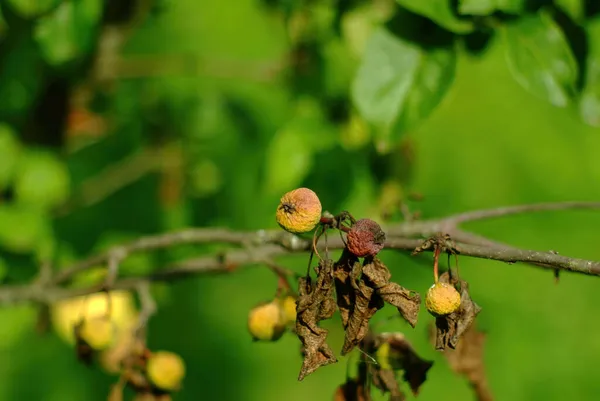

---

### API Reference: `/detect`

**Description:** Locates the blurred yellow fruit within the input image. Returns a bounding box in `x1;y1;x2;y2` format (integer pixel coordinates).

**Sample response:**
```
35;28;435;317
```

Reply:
247;301;286;341
147;351;186;391
78;316;114;350
51;290;138;346
281;295;297;324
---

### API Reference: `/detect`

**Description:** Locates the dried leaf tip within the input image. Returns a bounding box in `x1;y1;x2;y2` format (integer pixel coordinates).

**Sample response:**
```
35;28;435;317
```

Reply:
296;259;338;380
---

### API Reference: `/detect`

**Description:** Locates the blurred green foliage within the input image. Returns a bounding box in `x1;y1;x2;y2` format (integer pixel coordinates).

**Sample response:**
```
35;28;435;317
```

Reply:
0;0;598;400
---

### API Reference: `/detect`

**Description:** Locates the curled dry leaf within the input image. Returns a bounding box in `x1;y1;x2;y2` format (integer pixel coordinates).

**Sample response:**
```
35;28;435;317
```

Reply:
295;259;338;381
370;368;405;401
334;378;370;401
333;249;360;328
342;276;384;355
363;258;420;327
374;332;433;396
338;255;421;355
107;381;124;401
433;272;482;350
431;322;494;401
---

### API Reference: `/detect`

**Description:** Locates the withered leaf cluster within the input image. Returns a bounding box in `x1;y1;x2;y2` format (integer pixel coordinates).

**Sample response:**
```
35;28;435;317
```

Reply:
296;259;338;381
296;250;421;380
334;249;421;356
334;378;369;401
335;331;433;401
433;272;482;350
372;333;433;396
434;322;494;401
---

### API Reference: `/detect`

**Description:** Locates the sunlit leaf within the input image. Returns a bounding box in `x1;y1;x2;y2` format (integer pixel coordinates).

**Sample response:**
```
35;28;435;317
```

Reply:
0;124;21;190
34;0;102;66
503;11;577;107
580;17;600;127
0;204;51;253
263;98;334;195
341;6;377;59
555;0;584;22
14;149;71;211
5;0;61;19
352;27;455;148
0;306;37;351
263;126;314;196
396;0;473;33
458;0;524;15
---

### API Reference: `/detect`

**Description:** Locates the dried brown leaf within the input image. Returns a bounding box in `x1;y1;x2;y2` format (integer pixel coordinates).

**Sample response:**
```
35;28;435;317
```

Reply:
296;259;338;381
334;249;360;328
132;394;156;401
363;258;421;328
334;378;370;401
107;380;125;401
370;367;405;401
376;333;433;396
342;279;384;355
433;322;494;401
434;272;482;350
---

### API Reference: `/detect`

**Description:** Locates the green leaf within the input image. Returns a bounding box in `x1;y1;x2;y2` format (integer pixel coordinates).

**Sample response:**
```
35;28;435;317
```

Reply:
503;11;577;107
0;306;36;351
0;6;8;39
0;36;45;118
0;258;8;282
0;124;21;190
396;0;473;33
580;18;600;127
263;121;315;196
555;0;584;22
458;0;524;15
352;27;456;148
0;205;51;253
14;150;71;211
34;0;102;66
5;0;61;19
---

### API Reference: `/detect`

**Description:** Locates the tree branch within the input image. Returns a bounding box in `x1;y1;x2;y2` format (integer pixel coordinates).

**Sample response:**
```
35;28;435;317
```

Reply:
0;201;598;306
444;201;600;225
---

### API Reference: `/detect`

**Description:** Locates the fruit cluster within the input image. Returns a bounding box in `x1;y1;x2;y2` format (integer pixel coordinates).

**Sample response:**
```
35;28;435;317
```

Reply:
252;187;479;385
52;291;186;400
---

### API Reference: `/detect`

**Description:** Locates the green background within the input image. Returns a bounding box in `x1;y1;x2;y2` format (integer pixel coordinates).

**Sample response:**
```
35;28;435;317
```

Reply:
0;0;599;400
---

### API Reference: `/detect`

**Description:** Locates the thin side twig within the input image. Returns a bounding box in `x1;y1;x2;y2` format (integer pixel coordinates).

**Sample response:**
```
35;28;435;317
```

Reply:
446;201;600;225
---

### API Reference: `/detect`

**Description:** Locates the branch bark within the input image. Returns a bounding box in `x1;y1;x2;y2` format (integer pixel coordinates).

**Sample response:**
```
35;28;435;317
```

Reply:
1;201;599;305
